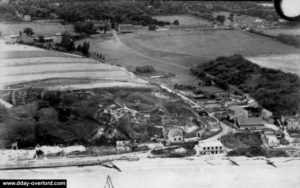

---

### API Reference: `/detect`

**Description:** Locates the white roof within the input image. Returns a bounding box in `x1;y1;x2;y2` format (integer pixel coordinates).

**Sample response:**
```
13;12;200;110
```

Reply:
197;141;223;147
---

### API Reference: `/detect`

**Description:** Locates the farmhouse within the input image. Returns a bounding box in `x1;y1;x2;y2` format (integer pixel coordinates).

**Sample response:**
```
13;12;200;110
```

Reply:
5;35;21;44
167;128;184;143
197;86;229;100
261;109;273;120
118;24;134;33
51;33;62;44
263;129;280;147
23;15;31;22
286;117;300;130
116;140;132;151
19;32;34;44
194;141;226;156
228;106;248;121
237;117;265;131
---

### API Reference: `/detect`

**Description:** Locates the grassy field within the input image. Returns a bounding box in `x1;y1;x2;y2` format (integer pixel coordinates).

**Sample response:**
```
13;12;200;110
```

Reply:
128;29;299;58
247;54;300;76
153;15;212;26
80;27;300;85
0;40;148;89
0;22;74;36
262;28;300;36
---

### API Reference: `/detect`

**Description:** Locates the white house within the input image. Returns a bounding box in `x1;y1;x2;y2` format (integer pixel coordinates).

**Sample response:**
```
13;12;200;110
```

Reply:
194;141;226;156
266;135;279;147
286;117;300;130
262;109;273;120
167;128;184;143
23;15;31;22
5;35;21;44
116;140;131;151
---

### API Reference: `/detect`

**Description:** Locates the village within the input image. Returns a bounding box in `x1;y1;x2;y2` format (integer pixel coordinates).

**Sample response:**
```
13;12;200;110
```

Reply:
0;0;300;170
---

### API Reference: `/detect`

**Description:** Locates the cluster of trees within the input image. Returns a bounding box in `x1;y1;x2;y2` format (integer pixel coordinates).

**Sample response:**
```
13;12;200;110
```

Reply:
0;0;180;26
135;65;155;74
23;27;34;36
74;22;96;35
0;3;19;21
76;41;90;56
191;54;300;115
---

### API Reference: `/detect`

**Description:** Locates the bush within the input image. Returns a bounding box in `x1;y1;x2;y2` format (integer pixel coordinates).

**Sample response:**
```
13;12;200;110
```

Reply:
173;19;179;25
74;22;96;35
135;65;155;74
192;55;300;115
23;27;34;36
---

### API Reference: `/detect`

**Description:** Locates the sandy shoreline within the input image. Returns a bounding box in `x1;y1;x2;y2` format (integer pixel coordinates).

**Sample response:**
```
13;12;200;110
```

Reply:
0;156;299;188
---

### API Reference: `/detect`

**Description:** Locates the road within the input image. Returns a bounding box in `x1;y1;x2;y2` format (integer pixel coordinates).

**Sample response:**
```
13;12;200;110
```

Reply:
157;83;231;142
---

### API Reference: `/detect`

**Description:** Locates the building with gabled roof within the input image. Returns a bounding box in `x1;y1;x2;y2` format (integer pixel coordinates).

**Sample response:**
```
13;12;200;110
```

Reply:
167;128;184;143
237;117;264;131
194;141;226;156
118;24;134;33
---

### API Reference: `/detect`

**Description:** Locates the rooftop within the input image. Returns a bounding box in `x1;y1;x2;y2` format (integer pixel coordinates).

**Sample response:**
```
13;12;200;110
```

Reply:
198;86;227;95
197;141;223;147
238;117;264;126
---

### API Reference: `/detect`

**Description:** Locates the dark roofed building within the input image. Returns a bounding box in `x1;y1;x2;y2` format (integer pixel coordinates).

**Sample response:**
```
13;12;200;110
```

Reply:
118;24;134;33
237;117;264;131
197;86;229;100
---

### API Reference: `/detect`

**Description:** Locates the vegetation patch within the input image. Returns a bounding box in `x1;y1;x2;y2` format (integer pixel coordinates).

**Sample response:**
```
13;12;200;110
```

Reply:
222;132;263;149
135;65;156;74
192;55;300;115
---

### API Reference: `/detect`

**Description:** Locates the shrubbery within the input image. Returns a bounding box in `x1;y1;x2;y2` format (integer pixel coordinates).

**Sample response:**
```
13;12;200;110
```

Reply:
192;55;300;115
74;22;96;35
135;65;155;74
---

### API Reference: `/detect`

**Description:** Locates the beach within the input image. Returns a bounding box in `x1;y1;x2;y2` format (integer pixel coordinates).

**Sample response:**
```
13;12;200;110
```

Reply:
1;156;300;188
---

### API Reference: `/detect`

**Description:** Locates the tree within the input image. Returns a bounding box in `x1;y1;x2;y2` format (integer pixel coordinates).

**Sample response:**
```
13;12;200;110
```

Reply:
38;35;45;43
61;32;75;51
173;19;180;25
81;41;90;56
216;15;226;24
76;44;82;52
23;27;34;36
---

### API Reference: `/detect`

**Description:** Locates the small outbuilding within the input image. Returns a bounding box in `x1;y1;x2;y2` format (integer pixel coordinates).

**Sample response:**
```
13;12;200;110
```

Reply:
118;24;134;33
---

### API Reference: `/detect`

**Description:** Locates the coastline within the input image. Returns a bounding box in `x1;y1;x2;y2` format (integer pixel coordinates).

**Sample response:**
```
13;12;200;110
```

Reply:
1;156;300;188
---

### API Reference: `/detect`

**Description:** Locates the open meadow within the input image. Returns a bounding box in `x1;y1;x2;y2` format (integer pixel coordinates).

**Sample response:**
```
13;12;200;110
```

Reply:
79;26;300;85
261;28;300;36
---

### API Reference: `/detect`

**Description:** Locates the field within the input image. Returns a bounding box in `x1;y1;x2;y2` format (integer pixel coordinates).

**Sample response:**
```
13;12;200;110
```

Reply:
0;22;74;36
262;28;300;36
0;40;148;89
80;27;300;85
153;15;212;26
247;54;300;76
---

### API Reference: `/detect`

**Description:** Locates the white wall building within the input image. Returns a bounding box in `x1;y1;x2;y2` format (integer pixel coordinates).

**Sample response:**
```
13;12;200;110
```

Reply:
194;141;226;156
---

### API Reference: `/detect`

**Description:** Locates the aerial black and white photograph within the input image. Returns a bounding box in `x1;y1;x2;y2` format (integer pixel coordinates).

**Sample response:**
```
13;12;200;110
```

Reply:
0;0;299;188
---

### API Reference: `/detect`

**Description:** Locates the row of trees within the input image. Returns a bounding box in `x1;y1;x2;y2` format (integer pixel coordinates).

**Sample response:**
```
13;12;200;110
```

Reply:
21;27;90;56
